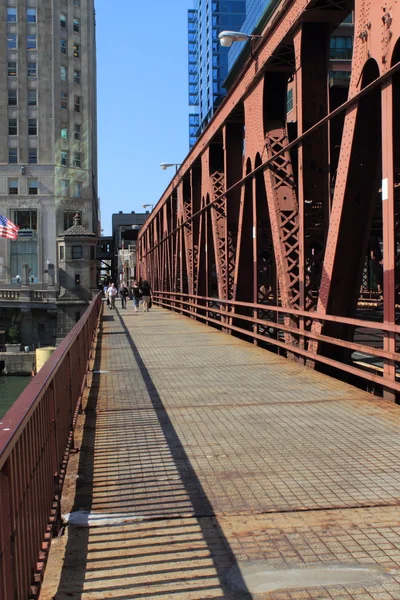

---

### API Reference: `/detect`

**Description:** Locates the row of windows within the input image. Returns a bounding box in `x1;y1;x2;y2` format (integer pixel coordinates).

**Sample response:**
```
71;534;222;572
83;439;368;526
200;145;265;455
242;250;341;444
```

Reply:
8;178;82;197
8;118;38;135
9;178;38;194
7;7;37;22
60;180;82;197
61;150;82;168
7;63;81;83
7;34;37;50
9;148;37;164
61;93;82;112
61;66;80;84
61;124;81;141
7;148;83;167
61;40;80;58
8;89;37;106
60;14;80;32
8;61;36;77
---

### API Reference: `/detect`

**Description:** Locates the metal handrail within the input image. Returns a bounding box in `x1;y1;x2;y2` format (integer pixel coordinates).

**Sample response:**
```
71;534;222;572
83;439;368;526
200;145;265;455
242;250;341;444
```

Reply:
0;292;102;600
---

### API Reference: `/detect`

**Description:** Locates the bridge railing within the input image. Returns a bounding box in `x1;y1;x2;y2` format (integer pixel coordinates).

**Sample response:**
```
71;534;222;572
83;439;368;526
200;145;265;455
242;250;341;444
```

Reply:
153;291;400;397
0;293;102;600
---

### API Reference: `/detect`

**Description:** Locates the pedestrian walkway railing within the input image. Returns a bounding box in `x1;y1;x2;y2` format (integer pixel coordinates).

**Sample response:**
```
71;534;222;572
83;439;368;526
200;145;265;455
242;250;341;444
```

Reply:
0;293;102;600
153;291;400;398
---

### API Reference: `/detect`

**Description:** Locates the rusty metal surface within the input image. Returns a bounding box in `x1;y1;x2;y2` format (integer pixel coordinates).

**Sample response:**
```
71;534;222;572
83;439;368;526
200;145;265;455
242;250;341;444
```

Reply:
0;294;101;600
137;0;400;398
40;305;400;599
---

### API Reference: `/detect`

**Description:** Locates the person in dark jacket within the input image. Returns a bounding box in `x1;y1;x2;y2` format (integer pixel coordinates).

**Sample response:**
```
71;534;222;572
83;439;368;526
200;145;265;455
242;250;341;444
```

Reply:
140;280;152;312
130;280;141;312
119;282;129;309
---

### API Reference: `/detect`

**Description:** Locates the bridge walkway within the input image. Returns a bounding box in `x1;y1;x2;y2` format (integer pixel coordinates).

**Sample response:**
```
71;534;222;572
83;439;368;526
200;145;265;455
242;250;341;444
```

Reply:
41;303;400;599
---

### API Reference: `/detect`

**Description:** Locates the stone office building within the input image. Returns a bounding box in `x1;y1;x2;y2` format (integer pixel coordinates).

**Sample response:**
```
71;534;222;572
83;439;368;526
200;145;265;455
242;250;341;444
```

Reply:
0;0;98;348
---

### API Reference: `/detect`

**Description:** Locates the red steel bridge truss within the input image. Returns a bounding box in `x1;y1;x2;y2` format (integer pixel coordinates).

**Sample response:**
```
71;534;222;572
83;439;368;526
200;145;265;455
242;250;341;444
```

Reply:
138;0;400;400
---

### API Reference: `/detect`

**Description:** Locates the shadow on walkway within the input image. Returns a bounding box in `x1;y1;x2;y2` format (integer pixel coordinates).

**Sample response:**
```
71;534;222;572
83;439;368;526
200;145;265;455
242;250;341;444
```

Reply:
53;309;250;599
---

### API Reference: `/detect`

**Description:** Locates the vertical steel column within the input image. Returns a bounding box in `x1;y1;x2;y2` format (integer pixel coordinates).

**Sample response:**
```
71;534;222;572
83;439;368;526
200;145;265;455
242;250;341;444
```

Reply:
381;78;396;399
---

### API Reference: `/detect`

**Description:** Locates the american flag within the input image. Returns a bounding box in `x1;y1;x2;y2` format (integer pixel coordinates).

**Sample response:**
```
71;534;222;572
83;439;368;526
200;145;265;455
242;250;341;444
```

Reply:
0;215;19;240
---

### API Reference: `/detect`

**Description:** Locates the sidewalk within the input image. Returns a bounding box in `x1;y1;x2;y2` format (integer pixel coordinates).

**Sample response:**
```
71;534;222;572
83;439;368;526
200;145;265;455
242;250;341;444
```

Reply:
41;302;400;599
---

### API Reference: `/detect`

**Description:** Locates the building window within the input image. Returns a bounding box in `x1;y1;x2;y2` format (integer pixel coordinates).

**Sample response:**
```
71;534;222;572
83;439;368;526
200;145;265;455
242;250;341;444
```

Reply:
8;34;17;50
28;89;37;106
28;148;37;164
287;88;293;113
61;126;68;139
74;0;80;6
28;119;37;136
9;179;18;195
61;179;69;196
27;62;36;77
72;246;82;259
330;36;353;60
64;210;81;230
60;65;67;81
8;119;17;136
74;275;80;286
75;182;82;197
8;62;17;77
74;69;80;84
61;151;68;166
27;35;37;50
60;245;64;260
61;92;68;110
7;7;17;22
11;210;38;283
9;149;18;164
73;18;80;32
90;246;95;260
60;13;67;28
73;152;81;168
74;95;81;112
60;39;67;55
27;8;37;23
73;43;80;58
8;89;17;106
74;124;81;141
28;179;38;194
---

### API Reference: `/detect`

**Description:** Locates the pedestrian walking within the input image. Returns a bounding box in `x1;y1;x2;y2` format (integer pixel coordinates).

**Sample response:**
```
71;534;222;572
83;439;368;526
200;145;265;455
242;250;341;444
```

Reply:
140;280;152;312
103;283;109;307
108;282;117;309
130;280;141;312
119;282;129;309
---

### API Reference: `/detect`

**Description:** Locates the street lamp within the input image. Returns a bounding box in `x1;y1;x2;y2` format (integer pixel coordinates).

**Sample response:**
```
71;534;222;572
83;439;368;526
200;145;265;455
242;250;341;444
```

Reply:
218;30;262;53
142;204;154;211
160;162;181;173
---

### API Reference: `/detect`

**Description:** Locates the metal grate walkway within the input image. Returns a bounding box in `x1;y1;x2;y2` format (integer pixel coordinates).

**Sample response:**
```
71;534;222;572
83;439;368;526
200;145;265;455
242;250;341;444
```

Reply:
41;303;400;599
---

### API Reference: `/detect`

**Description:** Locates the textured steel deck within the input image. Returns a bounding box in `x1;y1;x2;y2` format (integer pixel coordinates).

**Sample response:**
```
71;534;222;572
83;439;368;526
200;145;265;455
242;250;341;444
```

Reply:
41;303;400;599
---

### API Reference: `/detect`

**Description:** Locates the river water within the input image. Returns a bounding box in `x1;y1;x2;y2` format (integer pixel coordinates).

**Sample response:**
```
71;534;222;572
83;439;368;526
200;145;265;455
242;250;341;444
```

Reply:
0;376;32;419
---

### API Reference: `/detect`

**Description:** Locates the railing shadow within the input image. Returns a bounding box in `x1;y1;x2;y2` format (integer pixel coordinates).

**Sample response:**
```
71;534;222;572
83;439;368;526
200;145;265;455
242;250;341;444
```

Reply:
53;308;250;599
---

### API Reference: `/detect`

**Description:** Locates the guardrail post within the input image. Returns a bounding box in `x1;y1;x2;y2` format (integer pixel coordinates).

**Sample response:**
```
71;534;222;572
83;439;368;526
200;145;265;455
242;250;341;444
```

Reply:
0;463;16;600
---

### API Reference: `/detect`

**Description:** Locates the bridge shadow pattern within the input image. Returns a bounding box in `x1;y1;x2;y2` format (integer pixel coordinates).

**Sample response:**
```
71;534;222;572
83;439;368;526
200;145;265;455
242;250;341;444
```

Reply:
53;308;251;599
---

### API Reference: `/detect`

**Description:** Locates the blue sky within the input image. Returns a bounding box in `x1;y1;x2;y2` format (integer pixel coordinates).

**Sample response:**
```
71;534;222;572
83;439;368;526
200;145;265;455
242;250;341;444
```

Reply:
96;0;192;235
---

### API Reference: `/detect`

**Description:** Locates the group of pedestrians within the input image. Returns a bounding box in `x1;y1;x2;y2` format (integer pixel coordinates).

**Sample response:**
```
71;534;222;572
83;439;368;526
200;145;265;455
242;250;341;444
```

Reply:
103;280;152;312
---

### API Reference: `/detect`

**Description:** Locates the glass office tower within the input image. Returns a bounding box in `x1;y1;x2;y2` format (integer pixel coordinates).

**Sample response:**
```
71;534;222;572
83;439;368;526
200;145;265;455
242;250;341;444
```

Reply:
228;0;272;70
188;0;246;148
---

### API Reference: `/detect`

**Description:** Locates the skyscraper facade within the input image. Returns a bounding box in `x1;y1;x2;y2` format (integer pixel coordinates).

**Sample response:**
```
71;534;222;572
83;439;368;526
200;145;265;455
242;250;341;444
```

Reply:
228;0;273;70
188;0;246;148
0;0;98;347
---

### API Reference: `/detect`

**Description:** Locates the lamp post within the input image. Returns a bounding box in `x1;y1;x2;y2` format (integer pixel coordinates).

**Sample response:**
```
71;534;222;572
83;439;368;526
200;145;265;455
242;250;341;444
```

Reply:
142;204;154;211
218;30;262;56
160;162;181;173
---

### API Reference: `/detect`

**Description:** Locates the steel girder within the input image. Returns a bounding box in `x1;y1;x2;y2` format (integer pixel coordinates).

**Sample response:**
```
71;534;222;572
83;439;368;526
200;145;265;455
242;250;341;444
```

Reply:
137;0;400;397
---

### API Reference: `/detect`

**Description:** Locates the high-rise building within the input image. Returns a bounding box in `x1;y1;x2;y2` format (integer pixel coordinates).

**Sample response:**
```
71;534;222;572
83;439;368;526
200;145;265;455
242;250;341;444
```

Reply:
188;0;246;148
0;0;98;348
228;0;273;71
